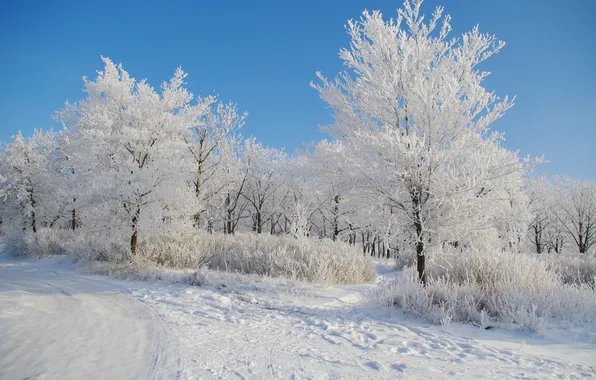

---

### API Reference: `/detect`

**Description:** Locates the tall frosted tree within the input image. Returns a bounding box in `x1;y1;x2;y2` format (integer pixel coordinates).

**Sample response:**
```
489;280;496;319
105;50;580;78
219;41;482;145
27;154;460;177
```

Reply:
312;0;528;284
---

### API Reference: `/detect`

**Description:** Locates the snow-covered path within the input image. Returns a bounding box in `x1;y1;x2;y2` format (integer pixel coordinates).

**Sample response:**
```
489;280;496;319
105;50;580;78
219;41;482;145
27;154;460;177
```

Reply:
0;255;179;380
1;255;595;379
135;274;596;379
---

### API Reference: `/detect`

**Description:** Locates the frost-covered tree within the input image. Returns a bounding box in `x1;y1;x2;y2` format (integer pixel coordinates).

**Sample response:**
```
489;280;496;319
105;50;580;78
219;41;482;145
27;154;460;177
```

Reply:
186;101;246;227
554;177;596;253
57;57;214;254
0;130;59;233
526;177;566;253
305;141;357;241
281;155;327;238
241;138;287;234
211;134;250;234
312;0;529;284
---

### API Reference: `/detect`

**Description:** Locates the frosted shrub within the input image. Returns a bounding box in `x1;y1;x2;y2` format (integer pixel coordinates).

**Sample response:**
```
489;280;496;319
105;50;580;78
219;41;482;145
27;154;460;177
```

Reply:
139;231;376;285
3;229;32;257
29;228;70;257
385;249;596;331
62;232;130;263
4;228;70;257
541;252;596;287
396;246;596;288
4;228;374;285
136;232;214;269
377;268;484;326
3;227;131;263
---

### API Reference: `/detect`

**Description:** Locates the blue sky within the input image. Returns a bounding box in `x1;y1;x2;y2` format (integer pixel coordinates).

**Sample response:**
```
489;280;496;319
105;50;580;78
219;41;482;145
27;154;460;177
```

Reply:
1;0;594;179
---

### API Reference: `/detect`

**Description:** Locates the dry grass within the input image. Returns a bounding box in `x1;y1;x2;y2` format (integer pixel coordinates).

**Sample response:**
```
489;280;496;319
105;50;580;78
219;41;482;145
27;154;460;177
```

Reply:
4;228;376;285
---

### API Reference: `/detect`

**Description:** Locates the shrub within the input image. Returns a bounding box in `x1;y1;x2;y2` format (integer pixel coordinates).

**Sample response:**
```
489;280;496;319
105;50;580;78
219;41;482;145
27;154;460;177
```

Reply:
3;228;376;285
3;229;31;257
383;248;596;331
4;228;70;258
137;231;375;285
540;252;596;287
61;231;130;263
192;232;376;285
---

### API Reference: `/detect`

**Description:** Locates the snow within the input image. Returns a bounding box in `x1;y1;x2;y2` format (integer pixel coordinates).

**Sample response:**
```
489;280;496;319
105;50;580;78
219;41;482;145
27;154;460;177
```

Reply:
1;255;594;379
0;254;179;380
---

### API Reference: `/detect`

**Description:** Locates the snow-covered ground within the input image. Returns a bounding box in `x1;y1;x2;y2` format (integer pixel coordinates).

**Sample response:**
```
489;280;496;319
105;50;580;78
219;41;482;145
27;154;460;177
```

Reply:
1;254;594;379
0;254;179;379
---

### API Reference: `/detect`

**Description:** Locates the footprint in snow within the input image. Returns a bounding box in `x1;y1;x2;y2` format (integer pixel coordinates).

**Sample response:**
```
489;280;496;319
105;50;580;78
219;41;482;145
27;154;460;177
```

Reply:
391;363;407;373
365;361;382;371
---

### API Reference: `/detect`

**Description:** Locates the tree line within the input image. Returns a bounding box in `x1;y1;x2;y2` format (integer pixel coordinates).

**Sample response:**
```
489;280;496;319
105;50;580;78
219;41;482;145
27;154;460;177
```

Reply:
1;0;594;286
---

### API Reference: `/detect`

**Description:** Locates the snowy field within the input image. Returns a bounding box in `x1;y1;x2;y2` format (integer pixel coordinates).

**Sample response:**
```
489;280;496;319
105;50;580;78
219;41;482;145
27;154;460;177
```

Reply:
1;253;595;380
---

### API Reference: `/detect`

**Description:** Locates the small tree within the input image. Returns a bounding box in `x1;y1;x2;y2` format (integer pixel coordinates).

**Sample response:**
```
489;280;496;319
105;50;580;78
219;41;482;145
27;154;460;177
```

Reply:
0;130;59;233
186;101;246;227
525;176;567;254
241;138;287;234
554;177;596;253
217;134;250;234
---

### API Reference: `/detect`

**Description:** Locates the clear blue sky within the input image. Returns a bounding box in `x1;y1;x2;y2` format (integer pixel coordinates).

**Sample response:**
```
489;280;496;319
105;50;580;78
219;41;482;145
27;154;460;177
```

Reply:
1;0;594;179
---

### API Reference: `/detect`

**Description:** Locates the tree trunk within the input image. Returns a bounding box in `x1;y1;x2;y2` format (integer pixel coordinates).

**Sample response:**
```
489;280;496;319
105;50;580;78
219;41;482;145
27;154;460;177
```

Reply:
225;193;234;234
333;195;340;241
333;219;339;241
227;214;233;234
415;221;426;285
130;206;140;255
28;185;37;233
72;208;77;231
72;197;77;231
413;194;426;286
578;222;586;253
130;230;138;256
362;232;366;254
534;225;542;254
31;208;37;233
554;236;563;253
